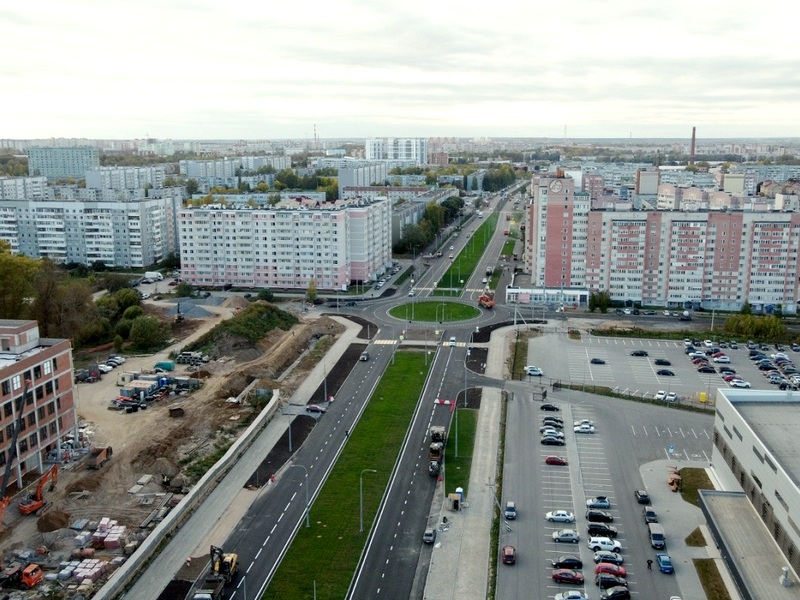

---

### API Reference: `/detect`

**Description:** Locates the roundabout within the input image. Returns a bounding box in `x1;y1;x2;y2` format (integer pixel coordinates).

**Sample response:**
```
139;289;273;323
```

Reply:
387;300;481;323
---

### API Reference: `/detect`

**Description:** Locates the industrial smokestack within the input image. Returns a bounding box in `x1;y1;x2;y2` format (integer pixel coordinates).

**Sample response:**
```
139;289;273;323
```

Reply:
690;127;696;166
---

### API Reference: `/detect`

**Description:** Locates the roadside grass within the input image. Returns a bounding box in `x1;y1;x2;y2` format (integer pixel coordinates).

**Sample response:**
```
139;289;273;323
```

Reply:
387;301;481;323
264;352;429;600
686;526;706;547
679;467;715;507
500;240;515;256
443;409;479;495
437;213;499;289
694;558;733;600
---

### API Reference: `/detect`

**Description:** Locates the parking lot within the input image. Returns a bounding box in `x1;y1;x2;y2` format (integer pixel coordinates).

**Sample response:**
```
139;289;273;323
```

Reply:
526;333;796;402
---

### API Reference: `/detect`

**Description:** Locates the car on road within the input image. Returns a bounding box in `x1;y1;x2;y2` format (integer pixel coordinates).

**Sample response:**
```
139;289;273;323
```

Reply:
666;392;678;403
643;507;658;523
655;390;667;401
306;404;327;413
595;563;627;577
541;403;560;411
552;529;581;543
654;358;671;366
600;587;631;600
593;551;623;565
656;553;675;574
423;528;436;544
730;380;751;388
586;496;611;509
547;510;576;523
697;365;716;373
525;365;544;376
542;436;566;446
546;455;568;465
587;523;618;537
588;536;621;553
407;290;415;297
552;569;585;584
586;510;614;523
656;369;675;376
630;350;649;357
595;574;628;589
590;358;606;364
634;490;651;504
574;424;596;434
552;555;583;569
344;301;357;307
555;591;588;600
501;545;516;565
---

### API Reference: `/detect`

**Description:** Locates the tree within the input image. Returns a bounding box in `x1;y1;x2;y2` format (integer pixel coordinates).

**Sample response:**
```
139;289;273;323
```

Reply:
96;295;121;321
258;289;275;302
115;288;142;310
175;282;194;298
0;241;40;319
91;260;108;272
102;273;133;294
186;179;199;196
129;315;168;350
123;306;144;320
306;280;318;304
740;302;752;315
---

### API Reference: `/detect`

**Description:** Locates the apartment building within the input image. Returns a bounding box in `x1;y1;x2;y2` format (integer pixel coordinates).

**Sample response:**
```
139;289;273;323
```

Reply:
0;195;180;267
365;138;429;165
527;174;800;313
27;146;100;180
177;196;392;290
338;163;389;198
0;320;77;488
85;166;167;190
0;177;48;200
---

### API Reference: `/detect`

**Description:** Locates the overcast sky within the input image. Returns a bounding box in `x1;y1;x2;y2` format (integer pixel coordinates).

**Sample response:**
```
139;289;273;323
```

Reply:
3;0;796;140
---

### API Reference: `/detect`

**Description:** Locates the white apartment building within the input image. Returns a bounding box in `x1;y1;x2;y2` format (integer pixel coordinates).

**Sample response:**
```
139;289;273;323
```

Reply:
177;197;392;290
0;177;48;200
27;146;100;180
85;166;167;190
179;158;241;179
365;138;429;165
338;163;389;197
0;196;180;267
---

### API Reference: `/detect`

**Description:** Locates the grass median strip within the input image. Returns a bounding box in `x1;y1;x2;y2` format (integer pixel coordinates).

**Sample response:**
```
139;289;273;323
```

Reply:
264;351;430;599
444;409;478;495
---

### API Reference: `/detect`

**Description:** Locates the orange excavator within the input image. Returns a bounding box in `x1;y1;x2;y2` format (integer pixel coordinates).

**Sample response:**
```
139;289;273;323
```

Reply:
18;465;58;516
0;379;31;531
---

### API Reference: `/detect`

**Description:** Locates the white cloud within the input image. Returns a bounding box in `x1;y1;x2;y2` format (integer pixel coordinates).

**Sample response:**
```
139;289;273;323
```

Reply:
2;0;798;139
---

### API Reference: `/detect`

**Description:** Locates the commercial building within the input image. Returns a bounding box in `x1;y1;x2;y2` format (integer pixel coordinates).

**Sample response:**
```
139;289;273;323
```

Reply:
0;320;77;488
177;196;392;290
526;173;800;313
27;146;100;180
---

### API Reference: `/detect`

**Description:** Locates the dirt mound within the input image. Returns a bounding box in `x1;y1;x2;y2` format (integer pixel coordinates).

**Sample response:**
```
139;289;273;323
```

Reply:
38;509;70;532
222;296;250;310
153;457;179;477
131;424;195;471
65;472;105;494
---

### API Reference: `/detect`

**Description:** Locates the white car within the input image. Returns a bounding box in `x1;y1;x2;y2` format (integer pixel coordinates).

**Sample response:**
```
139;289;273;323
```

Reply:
407;290;415;297
663;310;671;316
689;351;706;359
574;424;596;434
666;392;678;403
704;340;713;347
141;293;150;300
555;592;588;600
730;379;751;388
525;366;544;376
546;510;575;523
713;356;730;363
655;390;667;401
108;355;126;363
541;428;565;439
97;364;113;373
552;529;581;543
574;419;594;427
587;536;621;553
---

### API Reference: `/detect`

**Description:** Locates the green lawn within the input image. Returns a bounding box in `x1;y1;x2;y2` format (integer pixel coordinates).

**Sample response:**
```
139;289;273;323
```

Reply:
387;301;481;323
437;213;499;289
501;240;516;257
264;352;430;599
444;409;478;495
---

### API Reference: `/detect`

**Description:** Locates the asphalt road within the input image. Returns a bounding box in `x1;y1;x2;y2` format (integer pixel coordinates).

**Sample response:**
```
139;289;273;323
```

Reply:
498;388;714;600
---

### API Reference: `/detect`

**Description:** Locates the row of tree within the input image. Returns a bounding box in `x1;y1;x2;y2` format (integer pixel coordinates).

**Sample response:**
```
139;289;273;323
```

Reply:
393;198;464;254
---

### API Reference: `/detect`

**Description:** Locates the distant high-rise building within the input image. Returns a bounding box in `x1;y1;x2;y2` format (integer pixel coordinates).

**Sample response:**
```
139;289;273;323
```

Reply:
27;146;100;180
365;138;429;165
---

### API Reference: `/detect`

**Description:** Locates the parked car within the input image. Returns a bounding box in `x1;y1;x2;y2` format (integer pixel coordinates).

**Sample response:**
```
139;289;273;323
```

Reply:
541;403;561;411
525;365;544;376
586;510;614;523
590;358;606;364
542;436;566;446
656;553;675;574
545;455;568;466
643;507;658;523
730;380;751;388
654;358;671;366
654;390;667;401
600;587;631;600
546;510;576;523
587;523;618;538
540;424;563;433
552;555;583;569
697;365;716;373
587;537;621;553
634;490;651;504
713;356;731;363
97;364;113;373
423;528;436;544
552;529;581;543
574;424;596;434
595;574;628;589
555;591;589;600
306;404;327;413
630;350;649;357
543;416;564;425
552;569;585;584
593;551;623;565
666;392;678;403
596;563;627;577
586;496;611;509
501;545;516;565
656;369;675;376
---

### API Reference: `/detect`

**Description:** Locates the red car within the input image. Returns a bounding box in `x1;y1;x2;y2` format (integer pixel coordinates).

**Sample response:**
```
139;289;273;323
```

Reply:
545;455;568;466
502;545;516;565
595;563;627;577
722;374;738;382
552;569;585;584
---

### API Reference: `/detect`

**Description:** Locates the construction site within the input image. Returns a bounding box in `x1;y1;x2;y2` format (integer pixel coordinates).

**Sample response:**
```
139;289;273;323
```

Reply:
0;296;354;598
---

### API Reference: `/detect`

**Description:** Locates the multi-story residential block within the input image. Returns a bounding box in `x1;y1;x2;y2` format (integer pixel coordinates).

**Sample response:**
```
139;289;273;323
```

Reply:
179;158;241;179
582;174;604;201
365;138;429;165
0;195;180;267
177;197;392;290
85;166;166;190
0;320;77;488
0;177;48;200
338;163;388;197
27;146;100;180
527;174;800;313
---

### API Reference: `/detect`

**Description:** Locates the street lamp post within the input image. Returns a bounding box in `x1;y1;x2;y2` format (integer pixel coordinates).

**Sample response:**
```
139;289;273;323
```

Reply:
411;278;415;320
290;464;310;528
360;468;377;533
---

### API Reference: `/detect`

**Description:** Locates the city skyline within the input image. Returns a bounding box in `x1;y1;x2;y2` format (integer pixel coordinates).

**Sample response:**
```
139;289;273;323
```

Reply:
3;0;796;140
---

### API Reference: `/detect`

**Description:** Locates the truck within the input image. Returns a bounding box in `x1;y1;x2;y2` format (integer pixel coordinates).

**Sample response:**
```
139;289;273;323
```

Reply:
0;563;43;590
144;271;164;281
87;447;113;469
192;577;225;600
485;266;493;277
478;292;495;309
428;461;441;477
429;442;444;462
430;426;446;443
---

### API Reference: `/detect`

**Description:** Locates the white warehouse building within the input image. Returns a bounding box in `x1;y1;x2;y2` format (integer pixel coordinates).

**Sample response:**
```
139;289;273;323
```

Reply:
177;196;392;290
